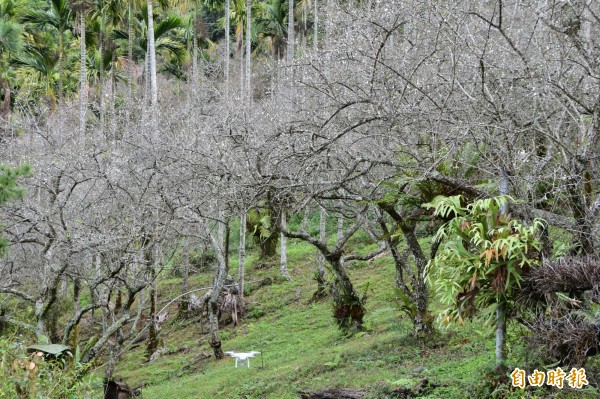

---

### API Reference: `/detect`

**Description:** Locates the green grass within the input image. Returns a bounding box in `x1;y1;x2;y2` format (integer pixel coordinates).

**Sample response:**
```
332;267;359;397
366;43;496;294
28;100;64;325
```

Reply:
101;236;600;399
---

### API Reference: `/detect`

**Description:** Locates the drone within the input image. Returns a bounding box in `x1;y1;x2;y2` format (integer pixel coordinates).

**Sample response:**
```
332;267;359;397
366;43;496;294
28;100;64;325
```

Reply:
224;351;261;368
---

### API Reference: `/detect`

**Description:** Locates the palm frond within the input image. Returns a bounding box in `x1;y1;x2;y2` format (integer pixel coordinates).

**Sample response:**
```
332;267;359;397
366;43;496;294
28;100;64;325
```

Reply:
154;14;184;40
0;18;23;55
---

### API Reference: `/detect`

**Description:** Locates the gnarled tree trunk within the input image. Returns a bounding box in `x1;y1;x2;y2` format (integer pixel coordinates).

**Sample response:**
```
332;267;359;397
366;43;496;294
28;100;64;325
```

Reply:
207;223;229;359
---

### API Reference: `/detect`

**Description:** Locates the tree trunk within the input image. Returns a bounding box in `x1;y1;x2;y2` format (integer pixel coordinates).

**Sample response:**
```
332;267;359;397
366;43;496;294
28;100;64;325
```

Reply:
34;299;50;342
260;234;278;258
0;308;5;336
145;247;158;360
330;257;364;332
496;169;510;367
313;0;318;51
1;78;10;127
245;0;251;101
69;278;81;353
325;0;332;49
224;220;231;272
146;283;158;359
128;0;134;100
380;220;407;291
147;0;158;110
58;29;64;105
567;172;595;255
207;229;228;360
178;245;190;319
207;300;223;358
225;0;230;95
105;344;119;378
98;13;105;136
281;216;368;332
337;207;343;242
239;45;244;97
378;203;432;338
79;10;87;145
495;301;506;368
287;0;294;63
316;206;327;296
83;313;130;363
144;50;150;105
280;212;289;278
249;208;280;259
192;0;198;86
218;208;225;258
239;213;246;298
97;255;108;332
110;50;117;141
400;222;431;337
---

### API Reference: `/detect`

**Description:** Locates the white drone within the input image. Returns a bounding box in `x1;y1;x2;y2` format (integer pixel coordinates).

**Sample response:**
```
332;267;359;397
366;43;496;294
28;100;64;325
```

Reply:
224;351;261;368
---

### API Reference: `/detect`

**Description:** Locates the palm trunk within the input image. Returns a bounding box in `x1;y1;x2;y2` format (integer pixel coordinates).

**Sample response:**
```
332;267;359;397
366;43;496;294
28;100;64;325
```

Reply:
58;29;64;105
239;45;244;97
325;0;332;48
147;0;158;110
313;0;318;51
192;0;198;86
128;0;134;99
79;11;87;145
98;17;105;136
225;0;230;95
287;0;294;63
110;51;117;141
245;0;251;102
302;6;306;48
144;50;150;105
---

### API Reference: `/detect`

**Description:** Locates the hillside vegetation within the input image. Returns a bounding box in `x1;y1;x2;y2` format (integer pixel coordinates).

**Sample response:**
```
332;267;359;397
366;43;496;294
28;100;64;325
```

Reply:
105;228;600;399
1;1;600;398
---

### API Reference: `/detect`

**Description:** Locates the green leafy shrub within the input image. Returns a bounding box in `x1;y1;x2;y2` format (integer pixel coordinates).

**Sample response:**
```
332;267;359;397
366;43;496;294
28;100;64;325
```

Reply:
425;195;544;325
0;335;94;399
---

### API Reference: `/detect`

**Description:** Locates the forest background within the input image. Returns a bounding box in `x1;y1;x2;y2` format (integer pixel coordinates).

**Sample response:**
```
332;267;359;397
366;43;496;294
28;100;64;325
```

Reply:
0;0;600;397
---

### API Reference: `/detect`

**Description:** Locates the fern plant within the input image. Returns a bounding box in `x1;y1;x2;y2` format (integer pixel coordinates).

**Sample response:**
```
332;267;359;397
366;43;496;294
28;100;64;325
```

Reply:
425;195;544;323
425;195;544;366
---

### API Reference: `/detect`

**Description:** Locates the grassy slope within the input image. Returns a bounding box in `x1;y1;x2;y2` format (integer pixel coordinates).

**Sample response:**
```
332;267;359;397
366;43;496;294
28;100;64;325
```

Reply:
107;231;600;399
